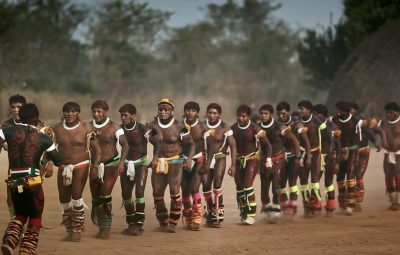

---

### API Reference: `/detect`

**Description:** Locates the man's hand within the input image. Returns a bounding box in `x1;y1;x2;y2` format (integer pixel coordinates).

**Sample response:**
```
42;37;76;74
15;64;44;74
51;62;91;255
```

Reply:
117;162;125;176
90;165;99;180
265;157;273;170
228;165;236;177
306;157;312;169
150;157;158;170
183;158;192;170
375;143;382;152
45;161;54;178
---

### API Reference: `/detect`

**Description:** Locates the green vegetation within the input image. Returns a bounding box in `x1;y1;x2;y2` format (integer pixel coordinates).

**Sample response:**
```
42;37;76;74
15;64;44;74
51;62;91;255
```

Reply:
298;0;400;90
0;0;307;106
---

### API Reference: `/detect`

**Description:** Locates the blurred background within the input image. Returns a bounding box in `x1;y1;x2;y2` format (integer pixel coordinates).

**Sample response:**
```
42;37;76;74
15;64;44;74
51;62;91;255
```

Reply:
1;0;399;123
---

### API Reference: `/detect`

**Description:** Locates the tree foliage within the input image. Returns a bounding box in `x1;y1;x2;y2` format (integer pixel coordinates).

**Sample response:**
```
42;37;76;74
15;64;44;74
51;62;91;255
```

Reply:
298;0;400;89
160;0;303;103
0;0;307;105
88;0;171;94
0;0;88;92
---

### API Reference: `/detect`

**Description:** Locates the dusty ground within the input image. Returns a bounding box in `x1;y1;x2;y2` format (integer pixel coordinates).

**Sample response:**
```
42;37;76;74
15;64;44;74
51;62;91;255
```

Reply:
0;151;399;255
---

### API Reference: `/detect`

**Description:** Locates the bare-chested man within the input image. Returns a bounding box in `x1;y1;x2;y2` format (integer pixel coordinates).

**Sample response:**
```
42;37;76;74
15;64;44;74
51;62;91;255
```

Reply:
53;102;101;241
298;100;332;216
89;100;128;239
377;102;399;210
349;102;378;212
232;104;271;225
1;94;27;220
119;103;159;236
276;101;311;215
332;101;385;215
202;103;236;228
258;104;299;221
180;102;207;231
0;103;62;255
150;98;194;233
313;104;341;216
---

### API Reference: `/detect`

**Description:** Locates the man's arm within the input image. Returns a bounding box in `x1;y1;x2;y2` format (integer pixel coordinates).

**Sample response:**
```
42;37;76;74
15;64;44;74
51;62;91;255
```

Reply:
258;133;272;169
43;138;63;178
0;129;6;153
181;129;195;169
89;135;102;180
333;129;342;161
117;133;129;175
203;132;214;175
148;124;161;170
362;126;377;145
46;145;63;166
259;135;272;158
284;130;301;166
372;125;387;151
227;135;237;177
299;131;312;168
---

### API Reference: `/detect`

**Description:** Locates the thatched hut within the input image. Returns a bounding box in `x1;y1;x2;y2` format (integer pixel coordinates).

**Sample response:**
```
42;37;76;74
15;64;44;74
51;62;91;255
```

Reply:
326;19;400;118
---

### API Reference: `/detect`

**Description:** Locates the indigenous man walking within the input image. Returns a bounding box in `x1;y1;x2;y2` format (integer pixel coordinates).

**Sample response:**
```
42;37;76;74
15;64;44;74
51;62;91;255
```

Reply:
276;101;311;216
232;104;271;225
150;98;194;233
119;103;159;236
181;102;207;230
89;100;128;238
377;102;400;210
258;104;299;221
333;101;385;215
349;102;378;212
313;104;341;216
1;94;27;220
0;103;62;255
53;102;101;241
297;100;331;216
202;103;236;228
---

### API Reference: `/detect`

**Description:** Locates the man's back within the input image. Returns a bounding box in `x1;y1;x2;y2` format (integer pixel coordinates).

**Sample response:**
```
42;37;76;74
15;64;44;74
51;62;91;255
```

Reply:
1;125;61;178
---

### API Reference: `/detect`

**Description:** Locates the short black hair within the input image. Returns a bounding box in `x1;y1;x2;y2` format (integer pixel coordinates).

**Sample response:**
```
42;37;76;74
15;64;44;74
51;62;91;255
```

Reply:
62;102;80;113
298;100;313;110
313;104;328;118
207;103;222;114
91;100;109;111
19;103;39;125
384;102;400;112
236;104;251;115
276;101;290;112
335;100;351;113
184;101;200;112
9;94;26;106
259;104;274;114
119;104;137;115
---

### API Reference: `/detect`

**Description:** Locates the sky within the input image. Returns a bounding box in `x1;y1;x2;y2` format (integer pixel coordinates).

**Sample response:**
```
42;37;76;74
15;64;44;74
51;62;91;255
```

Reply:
138;0;344;29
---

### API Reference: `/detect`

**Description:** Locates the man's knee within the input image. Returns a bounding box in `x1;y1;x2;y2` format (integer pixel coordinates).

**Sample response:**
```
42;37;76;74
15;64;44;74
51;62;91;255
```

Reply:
135;189;145;199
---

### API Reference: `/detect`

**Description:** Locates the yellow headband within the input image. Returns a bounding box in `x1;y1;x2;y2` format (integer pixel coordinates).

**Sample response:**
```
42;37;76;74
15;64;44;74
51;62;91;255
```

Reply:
158;98;174;109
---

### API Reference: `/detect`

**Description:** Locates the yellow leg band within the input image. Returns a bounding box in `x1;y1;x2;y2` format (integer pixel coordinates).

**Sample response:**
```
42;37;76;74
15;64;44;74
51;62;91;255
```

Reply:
337;180;346;189
346;179;356;187
326;184;335;192
290;185;299;194
310;182;320;190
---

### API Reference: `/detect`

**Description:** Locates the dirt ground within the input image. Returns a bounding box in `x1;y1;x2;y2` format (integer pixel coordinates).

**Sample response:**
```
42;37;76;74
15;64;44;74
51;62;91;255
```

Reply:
0;151;399;255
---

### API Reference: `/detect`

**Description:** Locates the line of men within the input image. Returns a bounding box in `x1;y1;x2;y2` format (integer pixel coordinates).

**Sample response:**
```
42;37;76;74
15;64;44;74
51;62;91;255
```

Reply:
0;94;399;255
